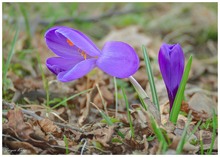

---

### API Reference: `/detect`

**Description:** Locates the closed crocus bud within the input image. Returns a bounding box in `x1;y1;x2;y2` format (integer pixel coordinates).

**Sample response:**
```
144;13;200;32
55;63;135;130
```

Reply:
158;43;185;111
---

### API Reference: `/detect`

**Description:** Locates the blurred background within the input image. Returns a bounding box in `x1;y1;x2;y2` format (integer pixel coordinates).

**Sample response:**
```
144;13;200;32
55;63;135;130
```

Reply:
3;2;217;101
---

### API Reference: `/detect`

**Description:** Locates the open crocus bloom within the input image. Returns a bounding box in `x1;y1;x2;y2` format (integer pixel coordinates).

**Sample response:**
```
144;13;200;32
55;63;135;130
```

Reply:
45;26;139;82
158;43;185;111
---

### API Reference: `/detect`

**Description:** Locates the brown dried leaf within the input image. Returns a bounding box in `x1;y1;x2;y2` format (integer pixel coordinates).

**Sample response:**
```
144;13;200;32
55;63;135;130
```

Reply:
142;135;149;154
169;135;199;154
200;130;213;146
131;104;159;133
4;140;38;154
188;93;217;120
124;138;145;152
5;108;34;140
162;120;175;133
92;126;115;147
100;86;114;104
183;142;199;154
37;118;61;137
190;58;206;80
78;93;91;126
149;143;159;155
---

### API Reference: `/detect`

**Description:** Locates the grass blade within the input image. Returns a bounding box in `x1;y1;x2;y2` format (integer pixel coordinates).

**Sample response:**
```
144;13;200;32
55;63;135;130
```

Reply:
99;110;114;126
170;55;193;124
63;135;69;154
208;110;217;154
91;102;113;126
199;131;204;155
142;45;160;111
92;102;125;139
36;53;50;109
122;88;134;138
176;111;192;154
52;88;92;109
150;116;168;152
19;4;31;46
187;120;202;141
3;29;19;88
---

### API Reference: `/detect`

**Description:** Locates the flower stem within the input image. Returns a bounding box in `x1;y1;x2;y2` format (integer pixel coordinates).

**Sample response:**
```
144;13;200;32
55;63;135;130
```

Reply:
113;77;118;118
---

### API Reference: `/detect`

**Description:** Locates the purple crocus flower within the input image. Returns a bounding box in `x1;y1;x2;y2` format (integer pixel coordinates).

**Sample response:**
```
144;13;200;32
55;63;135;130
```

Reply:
158;43;185;111
45;26;139;82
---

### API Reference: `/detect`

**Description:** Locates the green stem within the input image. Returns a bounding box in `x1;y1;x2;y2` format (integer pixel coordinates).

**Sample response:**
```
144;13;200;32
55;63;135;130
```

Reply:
113;77;118;118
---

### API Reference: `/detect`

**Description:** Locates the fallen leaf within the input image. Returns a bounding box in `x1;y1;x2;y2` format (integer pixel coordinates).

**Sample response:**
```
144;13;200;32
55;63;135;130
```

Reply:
200;130;213;146
92;126;115;147
169;135;199;154
100;86;114;105
4;108;34;140
78;93;91;126
4;140;38;154
37;118;61;137
190;58;206;80
182;142;199;154
188;93;217;120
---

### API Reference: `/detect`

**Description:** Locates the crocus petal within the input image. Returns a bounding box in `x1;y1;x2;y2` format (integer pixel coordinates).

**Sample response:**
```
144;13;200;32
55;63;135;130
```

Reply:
57;58;96;82
46;56;84;75
55;27;101;57
158;43;184;108
45;26;82;58
96;41;139;78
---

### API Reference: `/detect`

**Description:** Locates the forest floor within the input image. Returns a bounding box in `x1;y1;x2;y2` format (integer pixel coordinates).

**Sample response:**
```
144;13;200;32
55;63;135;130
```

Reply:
2;2;218;155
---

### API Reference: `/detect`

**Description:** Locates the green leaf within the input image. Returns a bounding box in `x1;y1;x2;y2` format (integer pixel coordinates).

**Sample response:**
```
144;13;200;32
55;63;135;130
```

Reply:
99;110;113;126
142;45;160;111
170;55;193;124
92;141;103;150
200;134;204;155
111;138;123;143
147;135;155;141
208;110;217;154
150;116;168;152
117;130;125;139
101;117;120;124
187;120;202;141
176;112;192;154
138;94;147;111
63;135;69;154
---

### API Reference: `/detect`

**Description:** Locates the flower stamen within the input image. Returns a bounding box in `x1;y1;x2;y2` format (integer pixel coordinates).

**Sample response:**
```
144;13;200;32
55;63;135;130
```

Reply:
81;51;87;60
66;39;74;46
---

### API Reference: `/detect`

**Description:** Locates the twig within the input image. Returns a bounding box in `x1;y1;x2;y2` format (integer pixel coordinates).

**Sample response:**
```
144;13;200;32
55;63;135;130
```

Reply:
21;108;43;120
54;122;83;133
80;138;87;155
3;100;84;133
39;8;150;26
